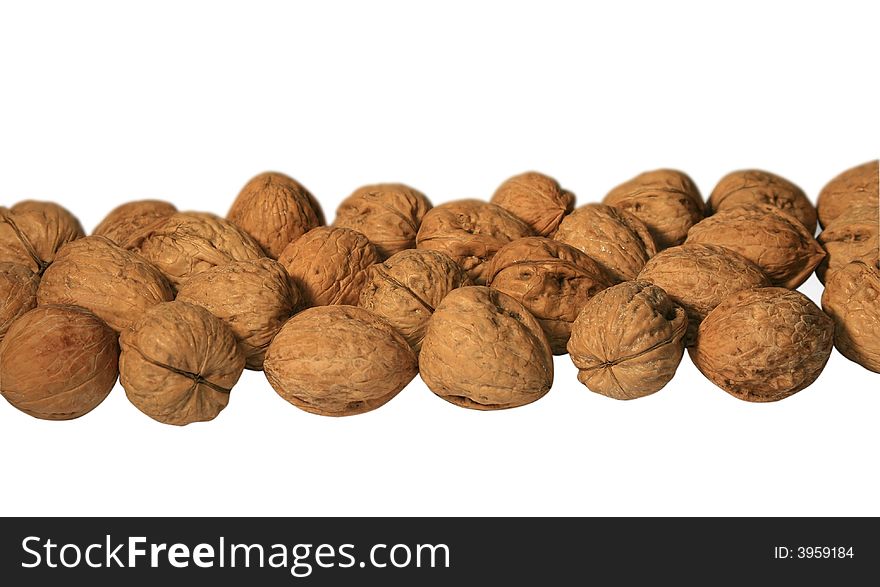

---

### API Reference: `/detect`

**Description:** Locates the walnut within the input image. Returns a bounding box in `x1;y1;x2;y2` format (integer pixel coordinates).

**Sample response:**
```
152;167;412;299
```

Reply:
690;287;833;402
821;260;880;373
0;200;84;274
37;236;174;332
684;204;825;289
637;243;770;345
131;212;265;290
0;305;118;420
567;281;687;400
119;301;245;426
227;171;324;258
419;286;553;410
817;160;879;228
553;203;657;282
0;263;40;343
264;305;418;416
176;258;301;370
92;199;177;248
278;226;380;306
358;249;471;352
603;169;704;249
490;171;575;237
486;236;613;354
708;169;816;233
333;183;432;259
415;199;534;284
816;204;878;283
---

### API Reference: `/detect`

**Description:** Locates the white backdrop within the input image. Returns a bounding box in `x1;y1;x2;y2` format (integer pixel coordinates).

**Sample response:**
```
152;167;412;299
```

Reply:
0;1;877;516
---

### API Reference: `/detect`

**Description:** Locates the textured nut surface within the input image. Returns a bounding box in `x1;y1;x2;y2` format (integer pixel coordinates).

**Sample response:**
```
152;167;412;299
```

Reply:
817;160;879;228
490;171;575;237
358;249;471;352
567;281;687;400
92;200;177;248
415;199;534;285
176;258;300;370
37;236;174;332
264;305;417;416
279;226;380;306
0;262;39;343
119;301;245;426
690;287;833;402
0;305;118;420
419;286;553;410
822;260;880;372
227;171;323;258
553;203;657;282
816;204;878;283
0;201;84;273
486;237;612;354
637;243;770;345
132;212;265;290
333;183;432;259
684;204;825;288
709;169;816;233
603;169;704;249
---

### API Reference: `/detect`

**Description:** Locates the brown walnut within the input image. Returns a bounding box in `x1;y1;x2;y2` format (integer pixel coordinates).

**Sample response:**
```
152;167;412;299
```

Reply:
0;200;84;274
0;263;40;343
709;169;816;233
816;204;878;283
821;260;880;373
490;171;575;237
817;160;879;228
92;200;177;248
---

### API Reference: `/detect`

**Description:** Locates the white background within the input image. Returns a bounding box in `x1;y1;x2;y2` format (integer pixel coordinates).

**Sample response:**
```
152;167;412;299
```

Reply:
0;1;877;517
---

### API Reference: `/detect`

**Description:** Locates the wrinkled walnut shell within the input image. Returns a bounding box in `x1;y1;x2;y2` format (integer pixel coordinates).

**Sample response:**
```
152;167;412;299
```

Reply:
817;160;879;228
119;301;245;426
553;203;657;282
0;201;84;274
358;249;471;352
685;204;825;288
0;305;118;420
567;281;687;400
486;237;613;354
176;258;300;370
333;183;432;259
0;262;39;343
490;171;575;237
822;260;880;373
37;236;174;332
419;286;553;410
415;199;534;285
264;305;418;416
709;169;816;233
690;287;833;402
92;199;177;248
816;204;878;283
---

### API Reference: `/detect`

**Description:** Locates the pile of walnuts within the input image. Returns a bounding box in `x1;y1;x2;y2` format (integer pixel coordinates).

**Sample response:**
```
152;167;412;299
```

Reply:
1;162;877;425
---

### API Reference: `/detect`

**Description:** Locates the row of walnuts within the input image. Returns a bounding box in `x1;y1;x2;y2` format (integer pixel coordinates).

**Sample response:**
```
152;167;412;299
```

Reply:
0;161;877;424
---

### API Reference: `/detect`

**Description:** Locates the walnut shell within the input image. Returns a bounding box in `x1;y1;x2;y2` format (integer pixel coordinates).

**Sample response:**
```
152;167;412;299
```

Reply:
822;260;880;373
553;203;657;282
684;204;825;289
37;236;174;332
603;169;704;249
690;287;833;402
817;160;879;228
264;305;417;416
486;237;613;354
567;281;687;400
131;212;265;290
227;171;324;258
92;199;177;248
637;243;770;345
333;183;432;259
0;262;39;343
0;305;118;420
708;169;816;233
490;171;575;237
358;249;471;352
176;258;300;370
0;201;84;274
415;199;534;285
278;226;380;306
119;301;245;426
816;204;878;283
419;286;553;410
